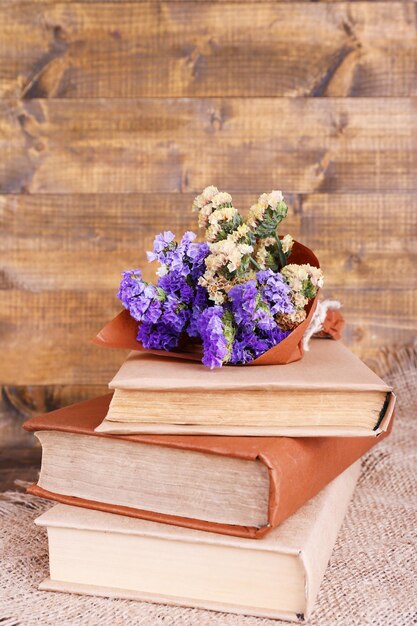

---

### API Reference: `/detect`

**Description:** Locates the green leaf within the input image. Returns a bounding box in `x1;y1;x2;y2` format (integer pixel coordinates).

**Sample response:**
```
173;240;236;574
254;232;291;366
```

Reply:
156;287;167;302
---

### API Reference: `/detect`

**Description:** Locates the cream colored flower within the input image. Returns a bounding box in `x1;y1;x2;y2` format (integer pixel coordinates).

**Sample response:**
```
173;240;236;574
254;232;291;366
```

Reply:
209;233;253;273
309;266;324;288
254;236;275;269
246;202;266;229
268;190;284;207
257;193;269;209
198;272;228;304
208;206;237;225
211;192;233;208
237;243;253;256
230;223;250;241
193;186;220;228
276;309;306;331
205;251;228;273
282;264;324;311
202;185;219;201
281;234;294;254
205;223;222;242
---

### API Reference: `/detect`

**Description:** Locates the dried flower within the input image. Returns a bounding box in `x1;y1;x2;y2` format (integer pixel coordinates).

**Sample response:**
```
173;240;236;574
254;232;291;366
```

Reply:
281;234;294;255
117;188;323;367
192;186;219;228
246;190;288;238
275;309;307;331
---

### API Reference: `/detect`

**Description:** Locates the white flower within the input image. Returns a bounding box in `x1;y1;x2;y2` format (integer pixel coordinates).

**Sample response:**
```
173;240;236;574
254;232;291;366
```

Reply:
156;264;168;277
202;185;219;201
257;193;269;209
192;186;219;213
232;224;250;240
237;243;253;256
208;206;236;225
205;223;222;242
281;234;294;254
282;264;324;309
209;235;249;273
268;190;284;207
211;192;233;208
246;202;266;228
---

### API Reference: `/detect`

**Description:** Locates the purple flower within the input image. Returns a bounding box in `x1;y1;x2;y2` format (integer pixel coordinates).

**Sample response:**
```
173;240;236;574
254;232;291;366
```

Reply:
228;280;277;334
137;322;180;351
226;276;291;364
180;230;197;248
198;306;229;369
228;281;258;330
146;231;176;262
117;270;162;323
256;269;294;315
188;285;209;337
146;231;207;280
117;269;143;308
160;294;190;333
270;326;290;345
230;332;271;364
229;325;290;365
187;241;210;281
158;272;194;304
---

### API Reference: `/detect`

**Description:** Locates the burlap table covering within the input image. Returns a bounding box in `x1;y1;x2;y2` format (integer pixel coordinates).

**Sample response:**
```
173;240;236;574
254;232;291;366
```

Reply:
1;343;416;626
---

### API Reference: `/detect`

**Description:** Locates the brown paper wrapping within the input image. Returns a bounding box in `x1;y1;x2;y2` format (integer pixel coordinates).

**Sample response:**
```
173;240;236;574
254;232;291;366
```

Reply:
93;241;321;366
24;394;392;539
317;309;345;341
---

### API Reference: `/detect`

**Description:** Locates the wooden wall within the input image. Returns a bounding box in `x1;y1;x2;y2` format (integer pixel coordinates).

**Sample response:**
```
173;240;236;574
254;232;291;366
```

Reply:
1;1;416;446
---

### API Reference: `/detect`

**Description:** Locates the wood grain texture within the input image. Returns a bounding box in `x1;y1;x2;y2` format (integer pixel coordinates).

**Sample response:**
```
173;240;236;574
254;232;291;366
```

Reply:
1;98;416;194
0;385;107;447
0;447;41;491
1;3;416;98
1;193;416;386
1;1;416;445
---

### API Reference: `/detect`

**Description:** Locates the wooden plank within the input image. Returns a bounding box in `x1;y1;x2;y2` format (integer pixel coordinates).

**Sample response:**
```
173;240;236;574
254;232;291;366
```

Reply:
1;192;416;384
0;0;411;3
0;193;300;290
327;288;417;362
1;193;415;290
0;384;106;447
0;3;416;98
1;98;416;194
0;447;41;489
299;194;417;290
1;285;415;385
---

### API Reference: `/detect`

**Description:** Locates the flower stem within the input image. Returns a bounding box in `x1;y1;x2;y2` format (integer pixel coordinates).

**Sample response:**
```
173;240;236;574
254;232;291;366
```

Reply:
275;233;287;269
250;256;262;271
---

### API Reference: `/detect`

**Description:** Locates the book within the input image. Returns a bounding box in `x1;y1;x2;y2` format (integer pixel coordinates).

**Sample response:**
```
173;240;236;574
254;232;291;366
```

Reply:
24;394;390;538
100;339;395;437
35;462;360;622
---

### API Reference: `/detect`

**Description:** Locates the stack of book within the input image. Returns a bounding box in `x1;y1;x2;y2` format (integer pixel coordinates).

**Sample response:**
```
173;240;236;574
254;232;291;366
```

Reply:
25;339;395;622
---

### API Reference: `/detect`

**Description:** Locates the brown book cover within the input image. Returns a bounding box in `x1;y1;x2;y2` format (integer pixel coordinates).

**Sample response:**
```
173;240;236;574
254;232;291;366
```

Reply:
24;394;392;539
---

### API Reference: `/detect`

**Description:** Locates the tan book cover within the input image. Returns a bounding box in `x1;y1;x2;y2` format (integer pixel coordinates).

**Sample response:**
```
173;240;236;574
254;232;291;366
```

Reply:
36;462;361;622
24;394;391;539
101;340;394;436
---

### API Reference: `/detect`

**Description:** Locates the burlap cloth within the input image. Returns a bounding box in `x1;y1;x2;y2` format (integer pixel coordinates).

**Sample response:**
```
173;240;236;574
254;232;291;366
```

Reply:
1;344;416;626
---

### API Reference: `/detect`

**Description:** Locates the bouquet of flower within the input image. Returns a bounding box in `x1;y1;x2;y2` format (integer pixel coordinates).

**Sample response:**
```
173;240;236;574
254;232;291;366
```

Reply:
117;187;323;368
